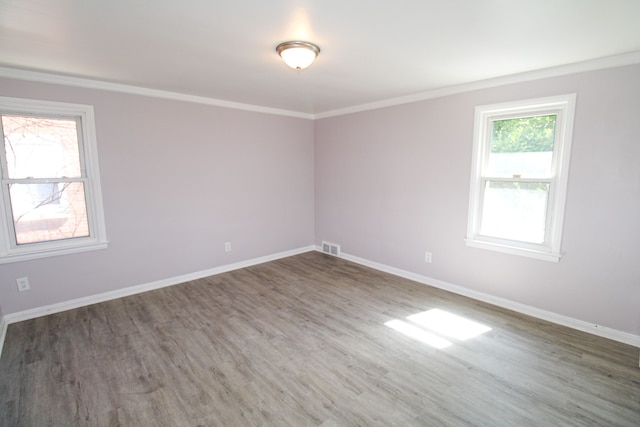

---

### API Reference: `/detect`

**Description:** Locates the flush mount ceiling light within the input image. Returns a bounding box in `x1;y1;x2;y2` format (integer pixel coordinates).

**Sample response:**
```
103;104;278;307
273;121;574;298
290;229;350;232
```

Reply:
276;41;320;71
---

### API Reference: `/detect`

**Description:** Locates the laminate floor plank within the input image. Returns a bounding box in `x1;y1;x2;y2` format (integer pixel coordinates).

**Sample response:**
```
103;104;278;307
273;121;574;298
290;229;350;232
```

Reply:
1;252;639;426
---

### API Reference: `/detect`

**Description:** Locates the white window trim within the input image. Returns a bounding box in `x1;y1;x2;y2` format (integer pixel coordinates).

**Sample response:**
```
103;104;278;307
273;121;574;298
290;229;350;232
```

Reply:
465;94;576;262
0;96;108;263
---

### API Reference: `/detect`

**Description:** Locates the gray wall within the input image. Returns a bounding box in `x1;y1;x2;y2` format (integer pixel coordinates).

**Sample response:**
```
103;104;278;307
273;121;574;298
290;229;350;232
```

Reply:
1;63;639;338
315;64;640;336
0;78;315;313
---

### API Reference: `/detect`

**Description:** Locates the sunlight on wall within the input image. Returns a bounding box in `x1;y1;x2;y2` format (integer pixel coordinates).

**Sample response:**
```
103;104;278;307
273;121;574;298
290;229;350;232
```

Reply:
385;308;492;349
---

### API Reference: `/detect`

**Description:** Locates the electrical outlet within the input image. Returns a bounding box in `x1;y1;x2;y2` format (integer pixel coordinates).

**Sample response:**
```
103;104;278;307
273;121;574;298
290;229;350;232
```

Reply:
16;277;30;292
224;242;231;252
424;251;432;263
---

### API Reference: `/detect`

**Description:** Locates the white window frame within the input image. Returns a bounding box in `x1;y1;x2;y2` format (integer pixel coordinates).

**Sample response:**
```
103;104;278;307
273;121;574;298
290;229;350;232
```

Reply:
466;94;576;262
0;96;108;263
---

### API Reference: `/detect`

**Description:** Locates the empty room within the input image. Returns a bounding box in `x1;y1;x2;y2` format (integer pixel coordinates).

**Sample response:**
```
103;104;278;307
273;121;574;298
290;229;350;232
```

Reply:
0;1;639;425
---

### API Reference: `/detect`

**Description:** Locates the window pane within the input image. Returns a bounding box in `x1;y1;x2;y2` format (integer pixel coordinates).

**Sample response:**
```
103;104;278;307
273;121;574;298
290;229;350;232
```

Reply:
2;116;82;179
9;182;89;244
487;115;556;178
479;181;549;244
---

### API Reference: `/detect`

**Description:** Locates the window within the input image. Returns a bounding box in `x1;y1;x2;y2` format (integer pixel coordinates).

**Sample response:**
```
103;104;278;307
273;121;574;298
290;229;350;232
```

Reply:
0;97;107;263
466;94;576;262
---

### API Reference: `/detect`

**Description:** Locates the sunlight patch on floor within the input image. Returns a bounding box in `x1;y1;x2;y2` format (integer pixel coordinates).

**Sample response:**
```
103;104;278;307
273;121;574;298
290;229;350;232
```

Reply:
384;319;452;349
385;308;492;349
407;308;492;340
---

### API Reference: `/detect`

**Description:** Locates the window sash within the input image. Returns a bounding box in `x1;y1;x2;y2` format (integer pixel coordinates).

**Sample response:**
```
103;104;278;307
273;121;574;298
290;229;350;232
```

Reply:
2;178;92;247
476;177;554;248
0;115;86;180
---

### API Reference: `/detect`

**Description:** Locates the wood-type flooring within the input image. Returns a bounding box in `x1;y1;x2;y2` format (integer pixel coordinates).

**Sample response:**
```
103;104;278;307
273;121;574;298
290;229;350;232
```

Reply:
1;252;639;426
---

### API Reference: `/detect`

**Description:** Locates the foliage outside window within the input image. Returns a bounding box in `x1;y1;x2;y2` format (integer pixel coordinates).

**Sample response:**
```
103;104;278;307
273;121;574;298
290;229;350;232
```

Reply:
466;95;576;261
0;97;108;263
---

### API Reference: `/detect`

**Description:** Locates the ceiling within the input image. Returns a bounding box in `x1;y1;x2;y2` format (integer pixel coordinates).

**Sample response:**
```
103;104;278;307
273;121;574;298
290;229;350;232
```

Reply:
1;0;640;117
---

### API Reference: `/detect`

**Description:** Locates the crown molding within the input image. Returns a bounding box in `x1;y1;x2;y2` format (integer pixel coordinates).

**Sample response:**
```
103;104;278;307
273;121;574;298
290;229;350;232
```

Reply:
314;50;640;119
0;67;314;120
2;50;639;121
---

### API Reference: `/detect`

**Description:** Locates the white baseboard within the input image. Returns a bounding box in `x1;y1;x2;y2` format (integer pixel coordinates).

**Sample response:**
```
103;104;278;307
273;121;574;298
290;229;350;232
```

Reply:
3;246;315;326
0;314;7;359
318;247;640;348
2;244;637;360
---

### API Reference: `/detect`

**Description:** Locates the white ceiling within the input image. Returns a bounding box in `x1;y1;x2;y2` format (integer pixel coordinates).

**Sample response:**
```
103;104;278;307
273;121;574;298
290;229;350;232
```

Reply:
1;0;640;117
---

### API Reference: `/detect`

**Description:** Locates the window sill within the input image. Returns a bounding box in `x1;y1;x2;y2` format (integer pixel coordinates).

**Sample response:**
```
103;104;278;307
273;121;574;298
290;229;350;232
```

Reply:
0;241;109;264
465;238;561;262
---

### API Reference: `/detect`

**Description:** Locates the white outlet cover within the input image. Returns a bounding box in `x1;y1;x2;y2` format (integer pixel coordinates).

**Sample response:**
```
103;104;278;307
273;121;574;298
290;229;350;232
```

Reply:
16;277;30;291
